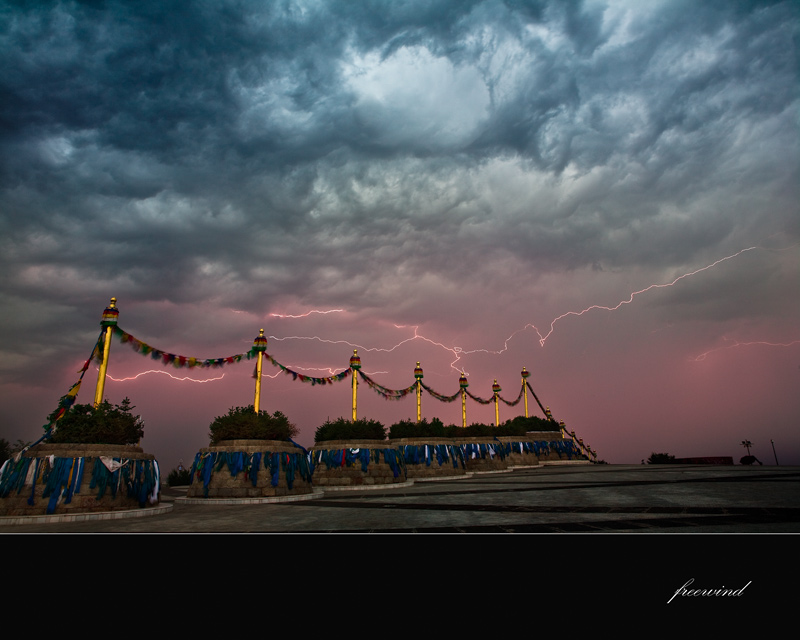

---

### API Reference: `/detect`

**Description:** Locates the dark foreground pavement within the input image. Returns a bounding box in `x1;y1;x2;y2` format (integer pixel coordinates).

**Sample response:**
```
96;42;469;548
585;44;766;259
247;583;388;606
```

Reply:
2;463;799;534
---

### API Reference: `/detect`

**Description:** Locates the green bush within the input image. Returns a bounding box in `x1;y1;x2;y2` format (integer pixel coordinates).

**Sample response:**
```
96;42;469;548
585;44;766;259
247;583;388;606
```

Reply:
208;406;298;444
388;418;446;439
314;417;386;443
387;416;557;439
48;398;144;445
390;422;497;438
461;422;495;437
647;452;675;464
167;467;192;486
503;415;556;433
422;422;495;437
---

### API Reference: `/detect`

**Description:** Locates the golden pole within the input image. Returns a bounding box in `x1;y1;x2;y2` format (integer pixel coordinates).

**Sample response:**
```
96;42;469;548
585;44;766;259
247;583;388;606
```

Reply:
350;350;361;421
521;367;530;418
414;362;423;422
492;379;501;426
252;329;268;412
459;373;468;428
94;297;118;407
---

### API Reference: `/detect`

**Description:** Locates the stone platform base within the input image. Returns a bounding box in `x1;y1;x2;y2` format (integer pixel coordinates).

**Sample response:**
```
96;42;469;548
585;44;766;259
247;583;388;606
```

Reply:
310;440;406;487
496;437;541;468
454;438;511;473
391;438;469;479
187;440;313;499
0;443;161;517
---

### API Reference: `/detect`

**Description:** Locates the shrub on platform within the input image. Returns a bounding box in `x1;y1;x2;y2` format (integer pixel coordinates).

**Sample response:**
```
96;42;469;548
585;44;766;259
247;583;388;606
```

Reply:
389;418;446;439
167;467;192;486
502;415;556;433
461;422;494;437
395;418;558;438
48;397;144;445
208;406;298;444
314;417;386;443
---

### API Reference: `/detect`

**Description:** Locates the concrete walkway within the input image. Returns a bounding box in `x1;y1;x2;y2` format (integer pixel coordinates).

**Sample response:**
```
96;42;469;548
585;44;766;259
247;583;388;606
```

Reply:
2;463;799;533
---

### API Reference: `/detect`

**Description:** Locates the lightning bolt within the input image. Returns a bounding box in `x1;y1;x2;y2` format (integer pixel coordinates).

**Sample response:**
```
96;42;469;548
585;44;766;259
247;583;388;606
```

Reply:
692;338;800;362
107;242;797;384
105;369;226;383
536;246;762;346
270;309;345;319
270;326;468;372
265;243;797;373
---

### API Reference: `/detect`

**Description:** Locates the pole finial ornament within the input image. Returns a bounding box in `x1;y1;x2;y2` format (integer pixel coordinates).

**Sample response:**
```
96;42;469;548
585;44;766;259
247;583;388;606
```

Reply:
253;328;268;352
414;362;423;380
350;349;362;370
100;298;119;327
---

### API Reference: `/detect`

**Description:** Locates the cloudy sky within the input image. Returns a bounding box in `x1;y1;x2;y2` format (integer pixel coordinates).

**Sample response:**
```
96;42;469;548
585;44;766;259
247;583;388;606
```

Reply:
2;0;798;469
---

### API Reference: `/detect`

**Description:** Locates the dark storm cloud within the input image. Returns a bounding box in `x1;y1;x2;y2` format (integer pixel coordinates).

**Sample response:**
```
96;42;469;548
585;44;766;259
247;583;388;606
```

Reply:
0;0;797;322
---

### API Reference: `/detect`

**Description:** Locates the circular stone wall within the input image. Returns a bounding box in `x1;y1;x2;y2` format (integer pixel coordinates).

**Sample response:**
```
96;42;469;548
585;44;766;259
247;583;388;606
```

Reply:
520;433;586;462
496;436;542;468
0;443;160;517
309;440;407;487
187;440;314;499
390;438;467;479
451;437;510;473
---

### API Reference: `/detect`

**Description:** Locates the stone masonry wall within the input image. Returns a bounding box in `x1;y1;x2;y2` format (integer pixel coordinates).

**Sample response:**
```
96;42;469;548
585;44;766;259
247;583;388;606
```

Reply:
0;443;159;516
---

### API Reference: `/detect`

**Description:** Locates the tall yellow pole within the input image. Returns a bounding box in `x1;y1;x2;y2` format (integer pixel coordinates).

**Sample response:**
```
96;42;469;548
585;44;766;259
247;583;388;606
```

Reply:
521;367;530;418
252;329;268;412
350;350;361;421
459;373;468;428
94;297;118;407
492;379;501;426
414;362;423;422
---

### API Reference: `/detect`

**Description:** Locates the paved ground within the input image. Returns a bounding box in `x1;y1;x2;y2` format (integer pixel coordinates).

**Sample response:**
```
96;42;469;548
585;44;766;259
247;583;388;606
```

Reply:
2;463;799;533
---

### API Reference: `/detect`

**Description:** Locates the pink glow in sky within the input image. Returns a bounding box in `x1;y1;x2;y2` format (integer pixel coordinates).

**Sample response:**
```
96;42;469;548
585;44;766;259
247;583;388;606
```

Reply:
1;1;798;470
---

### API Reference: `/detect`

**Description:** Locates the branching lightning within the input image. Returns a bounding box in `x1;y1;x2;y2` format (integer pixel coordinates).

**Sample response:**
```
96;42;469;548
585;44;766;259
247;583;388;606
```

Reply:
270;326;469;372
535;246;762;346
110;243;797;384
106;369;226;383
266;244;797;372
692;338;800;362
270;309;345;319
